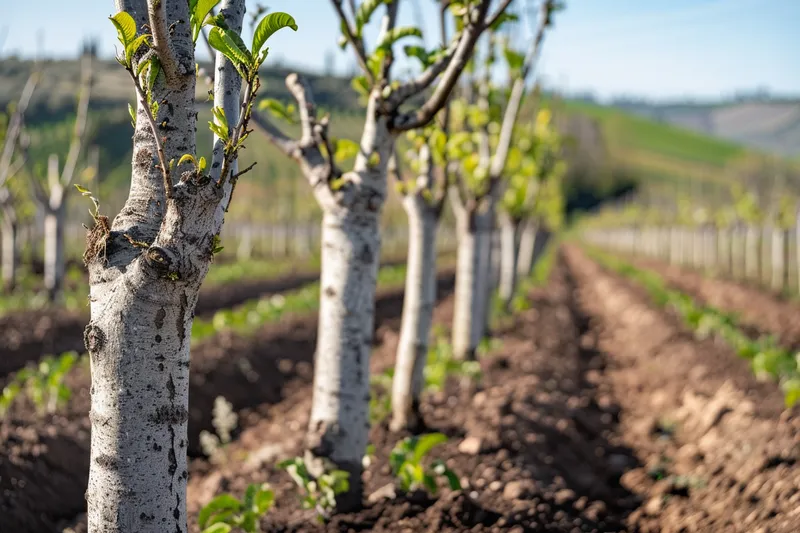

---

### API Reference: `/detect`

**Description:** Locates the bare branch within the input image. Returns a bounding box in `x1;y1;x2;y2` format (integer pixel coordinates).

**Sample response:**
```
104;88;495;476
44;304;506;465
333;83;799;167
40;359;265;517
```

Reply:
387;36;460;106
0;70;39;189
391;0;492;132
377;0;400;82
483;0;515;31
250;111;299;157
147;0;184;84
330;0;374;85
489;0;552;180
60;54;94;187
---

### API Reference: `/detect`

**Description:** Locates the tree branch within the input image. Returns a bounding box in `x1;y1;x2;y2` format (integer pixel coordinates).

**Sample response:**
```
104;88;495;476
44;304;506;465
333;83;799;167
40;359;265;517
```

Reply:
488;0;552;181
250;111;299;157
378;0;400;83
390;0;493;132
330;0;374;86
0;70;38;189
147;0;185;85
60;54;94;187
483;0;516;30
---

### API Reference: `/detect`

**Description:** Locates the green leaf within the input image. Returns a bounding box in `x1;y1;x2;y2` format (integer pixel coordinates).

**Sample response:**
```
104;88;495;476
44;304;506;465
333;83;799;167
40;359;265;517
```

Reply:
356;0;389;34
334;139;360;163
403;45;431;66
192;0;222;42
489;12;519;30
202;524;232;533
208;26;251;71
198;156;207;173
210;106;229;141
258;98;296;123
251;12;298;61
198;494;241;528
74;184;90;195
255;487;275;514
412;432;447;464
376;26;423;51
126;34;151;62
178;154;197;167
110;11;137;49
351;75;370;96
503;47;525;72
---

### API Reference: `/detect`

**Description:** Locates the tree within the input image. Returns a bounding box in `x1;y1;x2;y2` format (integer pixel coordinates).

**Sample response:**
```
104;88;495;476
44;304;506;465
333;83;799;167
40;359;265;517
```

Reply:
252;0;512;510
83;1;295;531
0;71;38;291
449;0;561;360
389;0;452;433
27;53;94;302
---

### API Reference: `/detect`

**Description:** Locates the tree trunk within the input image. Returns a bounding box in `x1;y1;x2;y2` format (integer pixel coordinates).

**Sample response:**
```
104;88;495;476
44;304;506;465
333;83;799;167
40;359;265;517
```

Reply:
745;225;759;280
771;226;785;292
452;208;493;360
390;195;439;432
85;1;242;530
304;209;380;510
516;219;537;278
1;207;17;291
44;204;65;303
497;212;518;309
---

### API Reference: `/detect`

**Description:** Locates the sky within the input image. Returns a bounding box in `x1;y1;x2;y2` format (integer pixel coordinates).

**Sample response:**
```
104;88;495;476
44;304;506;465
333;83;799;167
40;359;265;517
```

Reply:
3;0;799;102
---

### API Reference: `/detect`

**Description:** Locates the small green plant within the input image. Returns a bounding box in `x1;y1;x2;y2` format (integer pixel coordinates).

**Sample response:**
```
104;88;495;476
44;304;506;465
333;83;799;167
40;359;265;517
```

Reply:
200;396;238;464
369;366;394;424
424;336;482;392
197;483;274;533
389;433;460;494
278;457;350;522
0;351;80;417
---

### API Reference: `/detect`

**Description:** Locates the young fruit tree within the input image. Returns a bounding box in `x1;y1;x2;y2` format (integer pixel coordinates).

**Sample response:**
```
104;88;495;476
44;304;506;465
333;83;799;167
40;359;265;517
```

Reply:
27;53;95;302
497;107;565;306
0;71;38;290
388;0;455;433
449;0;562;360
83;1;295;531
252;0;514;510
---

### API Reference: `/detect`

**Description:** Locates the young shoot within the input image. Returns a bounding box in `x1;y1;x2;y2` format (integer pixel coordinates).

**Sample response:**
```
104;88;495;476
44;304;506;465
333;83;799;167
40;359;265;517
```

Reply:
197;483;274;533
389;433;460;494
278;457;350;522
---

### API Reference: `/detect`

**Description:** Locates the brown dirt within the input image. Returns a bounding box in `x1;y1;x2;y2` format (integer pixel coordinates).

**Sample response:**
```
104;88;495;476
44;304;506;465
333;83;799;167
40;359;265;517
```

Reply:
6;248;800;533
0;275;454;533
633;255;800;351
565;245;800;533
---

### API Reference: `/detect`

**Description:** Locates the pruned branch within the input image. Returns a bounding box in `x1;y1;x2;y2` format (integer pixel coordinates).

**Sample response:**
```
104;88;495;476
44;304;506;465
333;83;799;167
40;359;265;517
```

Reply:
330;0;374;86
391;0;494;132
0;70;39;189
59;54;94;187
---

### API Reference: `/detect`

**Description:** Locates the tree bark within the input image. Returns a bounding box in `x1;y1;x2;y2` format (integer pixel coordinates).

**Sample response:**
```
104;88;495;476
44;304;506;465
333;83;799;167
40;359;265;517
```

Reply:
390;195;439;432
516;218;537;278
1;204;17;291
771;226;785;292
745;224;759;281
497;212;518;309
85;1;243;531
452;207;493;360
44;203;66;303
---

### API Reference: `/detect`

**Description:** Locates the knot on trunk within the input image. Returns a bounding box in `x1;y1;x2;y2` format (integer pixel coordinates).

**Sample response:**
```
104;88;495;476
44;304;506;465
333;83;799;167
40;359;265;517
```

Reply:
145;246;181;281
84;323;106;359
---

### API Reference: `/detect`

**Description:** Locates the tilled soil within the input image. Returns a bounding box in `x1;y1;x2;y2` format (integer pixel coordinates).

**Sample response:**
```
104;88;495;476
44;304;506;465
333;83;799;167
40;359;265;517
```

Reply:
1;276;454;533
6;249;800;533
1;269;349;383
632;256;800;351
565;245;800;532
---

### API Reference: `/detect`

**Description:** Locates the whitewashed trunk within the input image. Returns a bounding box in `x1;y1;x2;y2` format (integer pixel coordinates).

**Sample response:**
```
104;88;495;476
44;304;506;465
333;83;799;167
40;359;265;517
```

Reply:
516;219;537;278
745;225;759;280
761;225;772;286
391;196;438;432
305;210;380;509
1;210;17;290
452;209;493;360
85;1;241;531
771;227;786;292
669;226;680;266
497;213;518;308
44;204;65;302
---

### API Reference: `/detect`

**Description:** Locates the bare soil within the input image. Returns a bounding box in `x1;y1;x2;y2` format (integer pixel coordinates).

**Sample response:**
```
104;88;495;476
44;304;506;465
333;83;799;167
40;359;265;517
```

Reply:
4;248;799;533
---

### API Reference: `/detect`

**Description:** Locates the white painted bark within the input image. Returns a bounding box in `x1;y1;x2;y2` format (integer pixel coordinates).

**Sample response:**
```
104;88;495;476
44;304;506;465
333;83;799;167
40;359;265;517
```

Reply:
390;194;439;432
761;224;772;286
85;1;243;531
304;94;393;511
516;219;537;278
771;227;785;292
1;202;17;290
498;212;518;308
452;204;493;361
44;156;66;302
745;224;759;281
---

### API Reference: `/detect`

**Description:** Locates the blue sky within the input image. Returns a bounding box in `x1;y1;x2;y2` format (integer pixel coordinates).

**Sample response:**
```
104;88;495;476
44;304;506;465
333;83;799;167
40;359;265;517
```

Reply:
3;0;798;101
